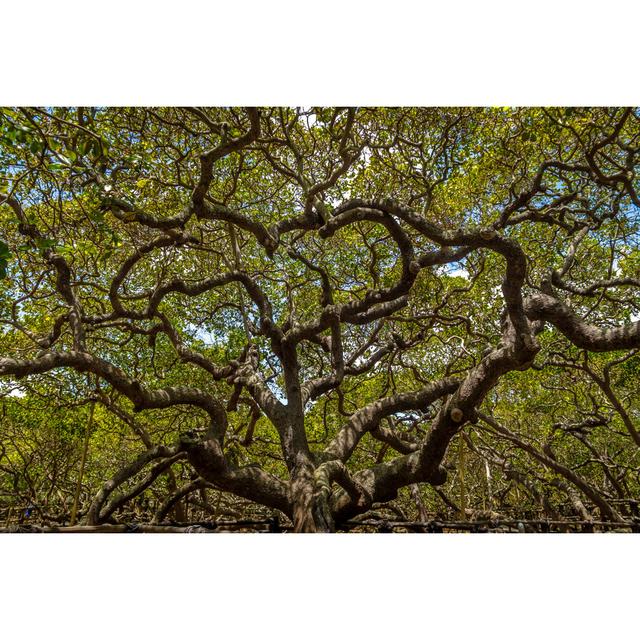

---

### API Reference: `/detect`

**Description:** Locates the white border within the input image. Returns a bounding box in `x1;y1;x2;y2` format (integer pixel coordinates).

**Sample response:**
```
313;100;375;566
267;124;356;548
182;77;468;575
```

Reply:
1;1;639;105
1;534;638;639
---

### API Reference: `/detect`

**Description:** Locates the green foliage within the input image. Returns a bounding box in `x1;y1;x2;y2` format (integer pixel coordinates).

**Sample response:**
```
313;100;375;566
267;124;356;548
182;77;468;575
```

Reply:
1;106;639;527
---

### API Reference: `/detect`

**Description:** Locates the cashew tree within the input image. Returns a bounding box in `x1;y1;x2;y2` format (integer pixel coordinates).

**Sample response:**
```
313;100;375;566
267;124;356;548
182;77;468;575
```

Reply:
1;107;639;531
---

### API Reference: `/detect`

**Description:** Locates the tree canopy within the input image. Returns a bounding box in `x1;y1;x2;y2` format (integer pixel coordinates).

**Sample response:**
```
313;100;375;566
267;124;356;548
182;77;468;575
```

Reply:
1;106;639;531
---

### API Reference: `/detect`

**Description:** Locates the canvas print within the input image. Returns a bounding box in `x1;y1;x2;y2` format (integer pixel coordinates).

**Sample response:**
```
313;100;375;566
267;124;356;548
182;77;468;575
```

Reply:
1;107;639;532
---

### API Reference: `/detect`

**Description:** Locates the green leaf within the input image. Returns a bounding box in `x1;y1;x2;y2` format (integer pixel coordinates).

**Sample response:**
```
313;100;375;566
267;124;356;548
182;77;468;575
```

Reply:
79;139;92;156
35;237;56;250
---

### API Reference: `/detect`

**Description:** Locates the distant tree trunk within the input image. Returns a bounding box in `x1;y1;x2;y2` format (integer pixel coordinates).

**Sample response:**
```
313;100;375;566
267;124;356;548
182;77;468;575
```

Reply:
410;484;429;522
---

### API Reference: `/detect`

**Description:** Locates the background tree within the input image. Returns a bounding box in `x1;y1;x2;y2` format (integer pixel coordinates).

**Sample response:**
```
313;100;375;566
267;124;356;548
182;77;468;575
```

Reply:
0;106;639;531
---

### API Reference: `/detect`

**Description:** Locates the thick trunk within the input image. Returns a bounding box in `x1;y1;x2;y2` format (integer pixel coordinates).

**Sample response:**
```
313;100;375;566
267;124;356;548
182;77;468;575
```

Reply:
292;499;333;532
290;460;333;532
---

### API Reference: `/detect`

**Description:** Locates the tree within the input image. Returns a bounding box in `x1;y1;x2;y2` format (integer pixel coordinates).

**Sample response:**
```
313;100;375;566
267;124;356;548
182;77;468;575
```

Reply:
0;106;639;531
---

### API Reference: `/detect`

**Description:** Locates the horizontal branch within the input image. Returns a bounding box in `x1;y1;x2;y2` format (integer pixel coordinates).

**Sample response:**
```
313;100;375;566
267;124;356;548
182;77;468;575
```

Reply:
525;293;640;351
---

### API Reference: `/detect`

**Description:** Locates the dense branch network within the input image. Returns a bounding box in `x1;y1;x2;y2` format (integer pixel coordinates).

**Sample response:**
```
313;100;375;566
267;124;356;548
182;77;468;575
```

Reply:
1;107;639;530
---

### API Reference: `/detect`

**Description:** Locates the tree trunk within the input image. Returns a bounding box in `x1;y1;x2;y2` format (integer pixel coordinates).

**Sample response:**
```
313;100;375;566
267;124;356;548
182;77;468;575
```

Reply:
290;461;332;532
